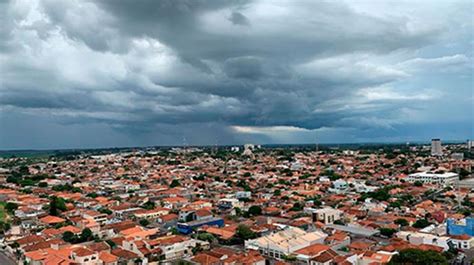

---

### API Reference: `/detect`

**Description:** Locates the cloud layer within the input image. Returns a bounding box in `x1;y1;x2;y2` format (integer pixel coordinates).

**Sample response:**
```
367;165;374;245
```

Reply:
0;0;472;149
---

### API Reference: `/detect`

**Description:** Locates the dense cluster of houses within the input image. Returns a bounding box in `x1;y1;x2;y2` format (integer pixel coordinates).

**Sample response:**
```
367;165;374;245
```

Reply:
0;143;472;264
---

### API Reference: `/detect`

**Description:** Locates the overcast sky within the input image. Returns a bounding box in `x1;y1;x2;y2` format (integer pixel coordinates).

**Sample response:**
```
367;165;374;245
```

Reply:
0;0;473;149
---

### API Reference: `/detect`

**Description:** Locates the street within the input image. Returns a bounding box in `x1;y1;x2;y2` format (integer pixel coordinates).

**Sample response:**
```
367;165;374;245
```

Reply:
0;251;16;265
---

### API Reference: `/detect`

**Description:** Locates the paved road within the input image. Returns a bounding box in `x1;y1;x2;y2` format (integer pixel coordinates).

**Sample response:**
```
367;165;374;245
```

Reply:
463;249;474;265
0;251;16;265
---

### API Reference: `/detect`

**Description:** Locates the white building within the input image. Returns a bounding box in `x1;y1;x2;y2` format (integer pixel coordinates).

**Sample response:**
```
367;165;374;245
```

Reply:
291;161;304;171
450;235;474;250
230;146;240;152
467;140;473;150
397;231;452;251
407;171;458;186
352;182;378;193
245;226;327;260
305;207;342;224
236;191;252;199
329;179;348;194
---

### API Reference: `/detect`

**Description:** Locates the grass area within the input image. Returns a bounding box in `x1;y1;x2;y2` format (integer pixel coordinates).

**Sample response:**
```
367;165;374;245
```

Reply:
0;202;6;222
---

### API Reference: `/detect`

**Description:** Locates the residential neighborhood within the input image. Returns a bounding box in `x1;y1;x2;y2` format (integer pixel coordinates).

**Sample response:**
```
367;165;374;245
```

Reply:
0;142;472;265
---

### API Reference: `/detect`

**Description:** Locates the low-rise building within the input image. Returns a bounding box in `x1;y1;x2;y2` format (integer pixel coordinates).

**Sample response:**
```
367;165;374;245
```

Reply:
306;207;342;224
245;226;327;260
447;217;474;236
396;231;452;251
450;234;474;250
407;172;458;186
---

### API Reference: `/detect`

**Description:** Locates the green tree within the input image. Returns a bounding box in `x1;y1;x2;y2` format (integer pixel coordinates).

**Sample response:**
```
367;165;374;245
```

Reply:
379;228;397;237
80;228;93;242
38;182;48;188
86;193;98;198
106;239;116;249
98;207;112;215
139;219;150;227
235;224;256;240
0;221;11;234
234;207;242;216
170;179;180;188
394;218;409;227
388;249;448;265
5;202;18;214
248;205;262;216
389;201;402;209
458;168;470;180
62;231;75;243
412;219;431;229
289;202;304;212
141;201;155;210
414;181;423;187
49;196;67;216
170;227;179;235
196;232;215;242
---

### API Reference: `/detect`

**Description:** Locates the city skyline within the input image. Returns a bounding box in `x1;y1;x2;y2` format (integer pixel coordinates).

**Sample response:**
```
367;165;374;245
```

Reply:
1;0;473;149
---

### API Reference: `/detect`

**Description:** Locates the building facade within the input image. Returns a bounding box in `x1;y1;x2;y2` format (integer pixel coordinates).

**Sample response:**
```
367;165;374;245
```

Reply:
407;172;458;186
431;139;442;156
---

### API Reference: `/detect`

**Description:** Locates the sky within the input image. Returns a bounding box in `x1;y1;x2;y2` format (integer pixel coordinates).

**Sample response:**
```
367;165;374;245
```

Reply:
0;0;473;149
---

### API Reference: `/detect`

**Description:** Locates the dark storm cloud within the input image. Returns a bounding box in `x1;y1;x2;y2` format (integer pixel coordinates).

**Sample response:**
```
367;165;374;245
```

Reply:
0;0;472;148
223;57;263;80
228;11;250;26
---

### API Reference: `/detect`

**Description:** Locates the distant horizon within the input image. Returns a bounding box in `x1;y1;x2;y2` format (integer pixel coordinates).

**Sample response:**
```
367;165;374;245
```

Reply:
1;139;471;153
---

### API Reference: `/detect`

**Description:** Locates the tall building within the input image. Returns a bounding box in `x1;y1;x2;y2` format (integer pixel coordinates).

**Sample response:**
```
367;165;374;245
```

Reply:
431;138;442;156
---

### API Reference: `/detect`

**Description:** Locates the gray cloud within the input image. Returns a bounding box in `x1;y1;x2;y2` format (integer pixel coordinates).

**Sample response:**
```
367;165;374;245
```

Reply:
0;0;472;148
228;11;250;26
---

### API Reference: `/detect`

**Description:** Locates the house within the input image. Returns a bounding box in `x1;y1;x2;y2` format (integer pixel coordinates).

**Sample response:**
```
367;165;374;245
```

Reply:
111;248;141;264
348;241;376;253
163;197;188;209
99;251;119;265
39;215;66;226
309;249;340;265
324;231;350;250
15;235;45;249
192;253;221;265
133;207;170;220
204;226;236;241
121;238;162;262
82;210;108;225
225;250;265;265
158;213;179;229
358;251;395;265
309;207;342;224
450;234;474;250
195;209;213;221
71;247;99;264
329;179;348;194
294;244;330;265
149;235;209;262
396;231;452;251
